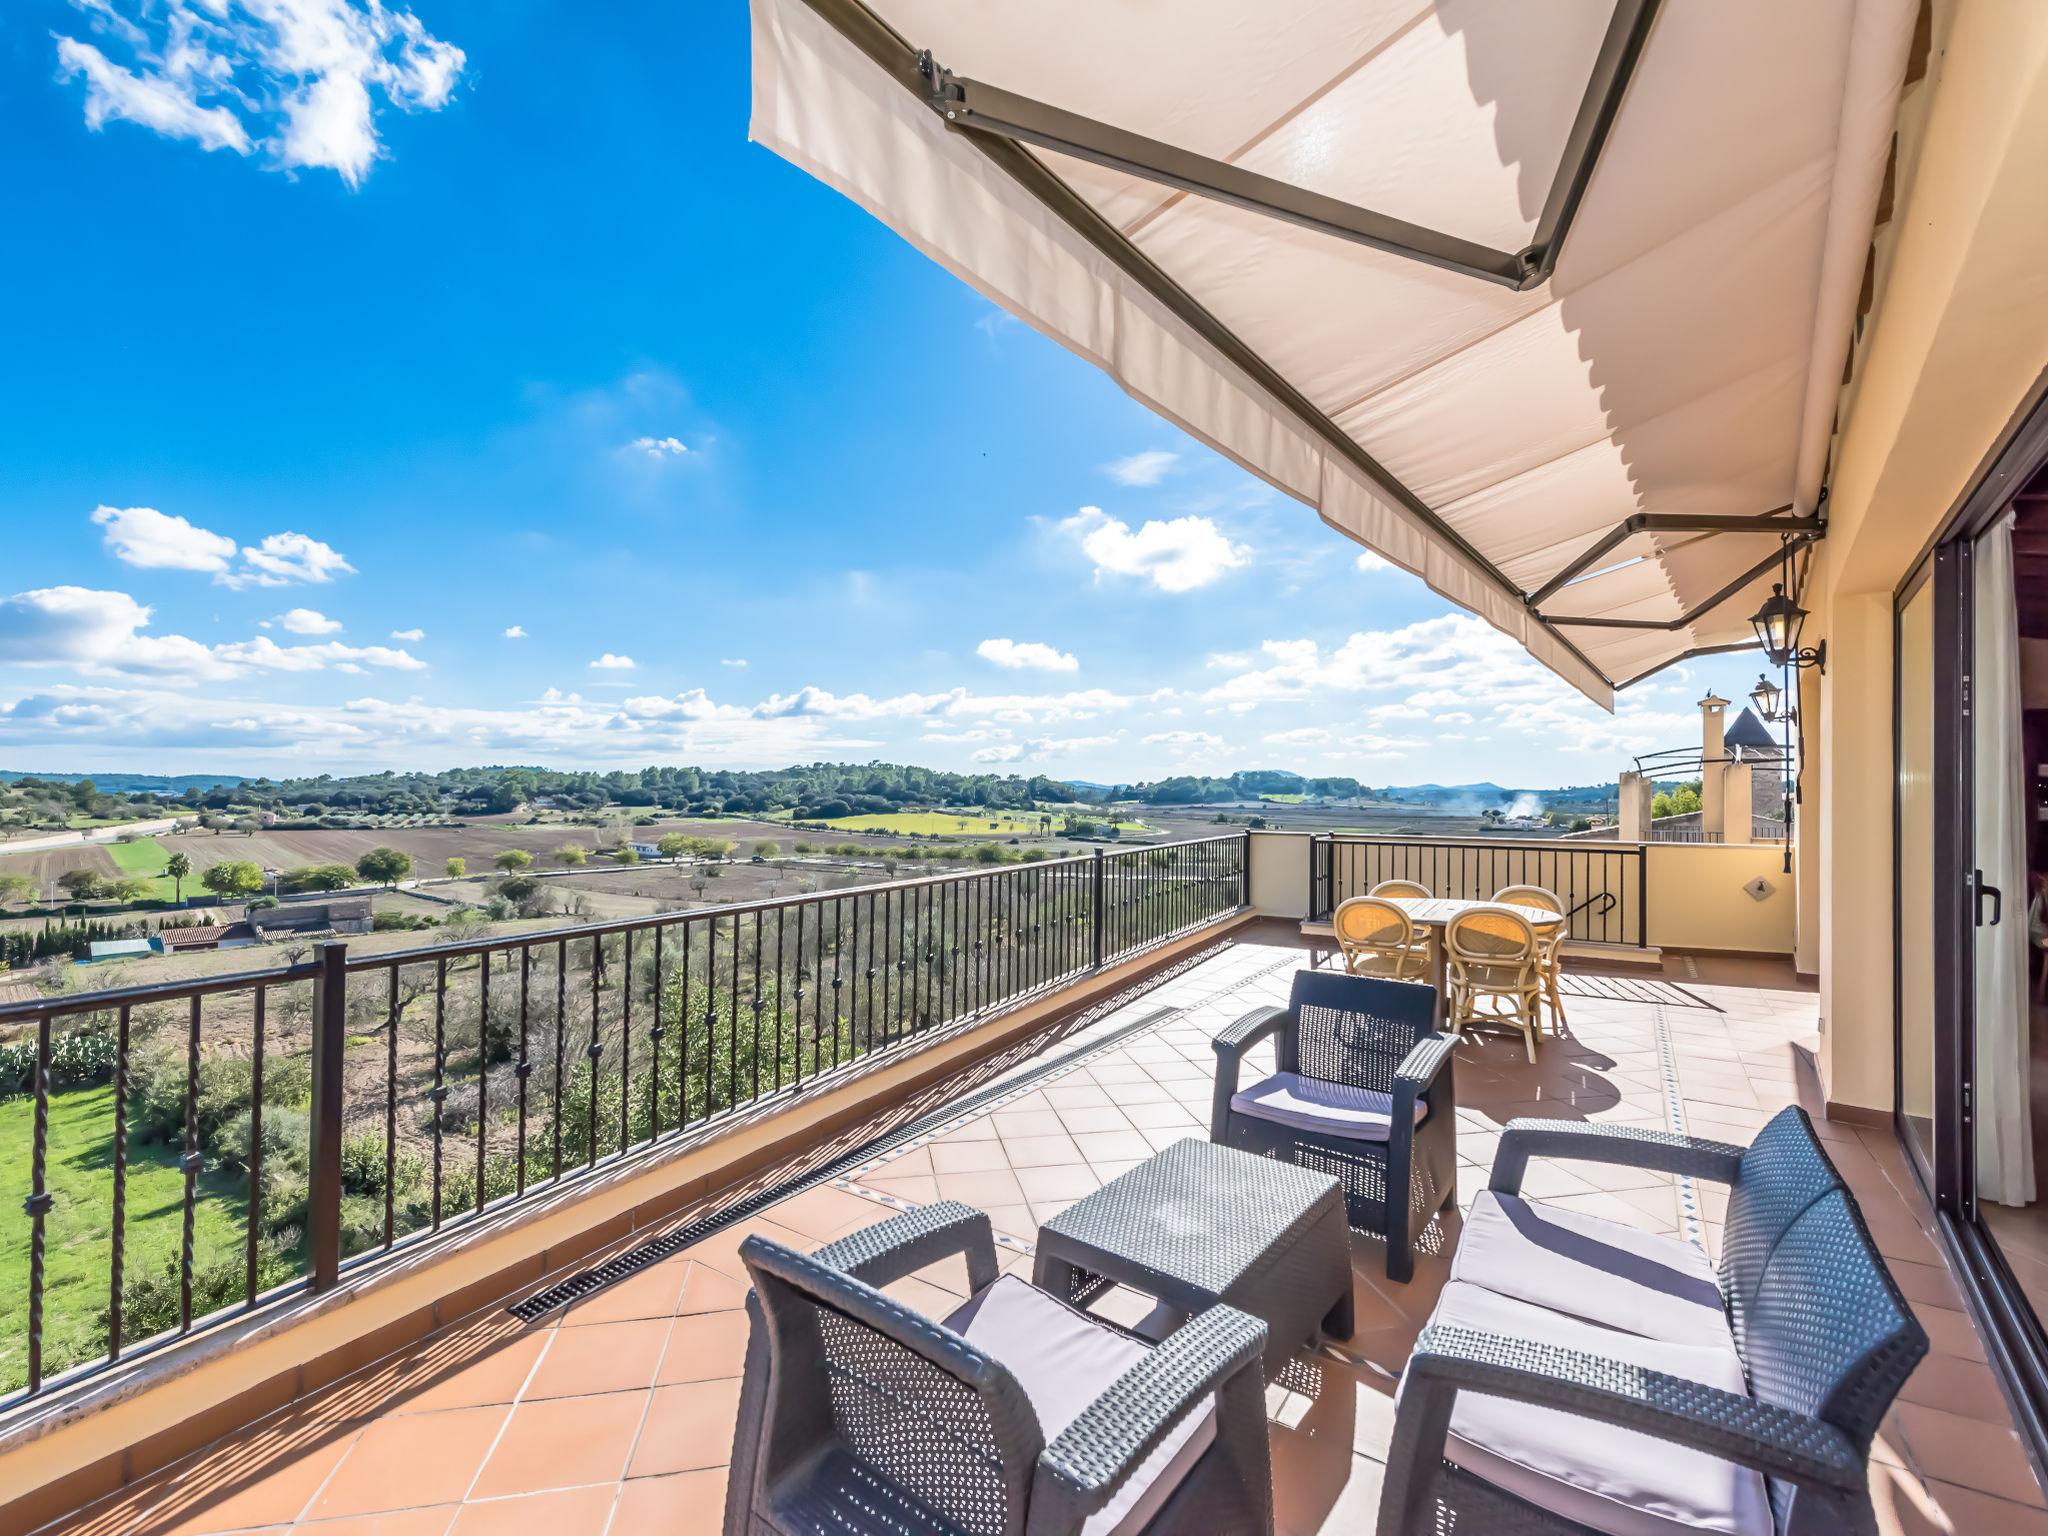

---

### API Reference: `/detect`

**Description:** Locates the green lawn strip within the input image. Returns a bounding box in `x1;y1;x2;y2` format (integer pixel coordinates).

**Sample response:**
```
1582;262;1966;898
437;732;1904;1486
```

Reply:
104;836;181;901
0;1085;250;1392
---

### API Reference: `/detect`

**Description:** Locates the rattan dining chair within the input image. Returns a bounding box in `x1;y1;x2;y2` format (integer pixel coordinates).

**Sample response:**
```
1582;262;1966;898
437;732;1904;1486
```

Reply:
1369;879;1432;900
1491;883;1568;1033
1444;906;1544;1063
1332;895;1428;982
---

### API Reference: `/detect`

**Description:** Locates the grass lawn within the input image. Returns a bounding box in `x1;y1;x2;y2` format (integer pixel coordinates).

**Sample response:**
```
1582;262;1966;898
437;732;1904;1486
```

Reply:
104;835;183;901
0;1085;249;1393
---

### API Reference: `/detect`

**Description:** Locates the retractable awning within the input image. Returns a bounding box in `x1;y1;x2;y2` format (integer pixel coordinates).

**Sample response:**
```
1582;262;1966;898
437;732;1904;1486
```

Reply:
750;0;1916;706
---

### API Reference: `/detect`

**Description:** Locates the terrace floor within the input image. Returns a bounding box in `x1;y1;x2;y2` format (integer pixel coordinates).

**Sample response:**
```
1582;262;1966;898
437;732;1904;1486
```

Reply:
35;930;2048;1535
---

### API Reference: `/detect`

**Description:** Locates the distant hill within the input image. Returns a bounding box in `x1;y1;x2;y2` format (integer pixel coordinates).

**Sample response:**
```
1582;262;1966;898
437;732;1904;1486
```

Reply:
0;771;248;793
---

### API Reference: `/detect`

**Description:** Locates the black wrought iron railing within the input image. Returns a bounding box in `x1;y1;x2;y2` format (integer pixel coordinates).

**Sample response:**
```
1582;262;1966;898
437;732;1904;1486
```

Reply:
0;834;1248;1405
1307;833;1647;947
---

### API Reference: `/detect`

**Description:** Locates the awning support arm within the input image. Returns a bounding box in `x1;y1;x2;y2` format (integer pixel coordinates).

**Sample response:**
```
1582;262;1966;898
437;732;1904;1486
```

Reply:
1542;535;1821;631
916;0;1659;292
923;65;1528;288
1522;505;1817;608
797;0;1617;693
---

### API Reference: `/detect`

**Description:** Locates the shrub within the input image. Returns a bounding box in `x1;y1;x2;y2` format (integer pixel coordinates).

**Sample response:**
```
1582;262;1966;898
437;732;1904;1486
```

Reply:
212;1104;311;1177
109;1237;302;1342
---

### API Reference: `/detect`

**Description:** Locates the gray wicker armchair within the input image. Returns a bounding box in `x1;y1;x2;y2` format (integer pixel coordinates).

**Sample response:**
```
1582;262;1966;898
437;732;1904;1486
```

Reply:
725;1200;1275;1536
1210;971;1455;1282
1377;1107;1929;1536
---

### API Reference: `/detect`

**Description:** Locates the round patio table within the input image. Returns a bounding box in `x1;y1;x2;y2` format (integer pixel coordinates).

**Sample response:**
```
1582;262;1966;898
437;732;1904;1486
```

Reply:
1376;896;1564;1023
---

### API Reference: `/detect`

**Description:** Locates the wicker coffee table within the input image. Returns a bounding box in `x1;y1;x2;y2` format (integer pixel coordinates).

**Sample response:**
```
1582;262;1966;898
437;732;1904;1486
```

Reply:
1032;1137;1354;1374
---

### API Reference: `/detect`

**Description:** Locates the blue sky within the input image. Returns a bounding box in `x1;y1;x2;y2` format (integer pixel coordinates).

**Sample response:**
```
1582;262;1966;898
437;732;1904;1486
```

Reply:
0;1;1760;787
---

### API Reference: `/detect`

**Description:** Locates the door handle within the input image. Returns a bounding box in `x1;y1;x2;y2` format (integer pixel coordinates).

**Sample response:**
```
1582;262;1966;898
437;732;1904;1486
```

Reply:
1975;871;2003;928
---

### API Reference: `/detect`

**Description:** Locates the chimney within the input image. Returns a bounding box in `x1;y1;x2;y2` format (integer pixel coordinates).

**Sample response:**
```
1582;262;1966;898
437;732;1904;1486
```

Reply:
1699;691;1728;841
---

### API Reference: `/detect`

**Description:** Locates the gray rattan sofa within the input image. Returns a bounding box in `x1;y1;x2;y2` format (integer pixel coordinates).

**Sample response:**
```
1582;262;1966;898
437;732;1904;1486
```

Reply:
725;1200;1275;1536
1210;971;1455;1282
1376;1106;1929;1536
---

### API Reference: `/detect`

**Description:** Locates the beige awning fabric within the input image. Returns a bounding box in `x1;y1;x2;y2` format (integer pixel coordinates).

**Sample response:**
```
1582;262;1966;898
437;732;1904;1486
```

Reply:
750;0;1916;706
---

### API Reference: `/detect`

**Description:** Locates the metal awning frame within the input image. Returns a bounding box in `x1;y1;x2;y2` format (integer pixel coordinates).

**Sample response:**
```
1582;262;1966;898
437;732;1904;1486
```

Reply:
796;0;1823;694
920;0;1662;292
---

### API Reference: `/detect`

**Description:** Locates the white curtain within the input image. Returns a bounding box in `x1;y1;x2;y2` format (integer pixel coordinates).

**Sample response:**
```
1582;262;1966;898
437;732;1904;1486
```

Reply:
1976;512;2034;1205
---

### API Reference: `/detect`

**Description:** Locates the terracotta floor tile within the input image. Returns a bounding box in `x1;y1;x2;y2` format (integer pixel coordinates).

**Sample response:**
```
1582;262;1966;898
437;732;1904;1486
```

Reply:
626;1380;745;1479
999;1133;1084;1168
559;1262;688;1328
295;1508;456;1534
122;1425;363;1535
928;1138;1015;1174
933;1167;1027;1208
611;1468;728;1530
306;1406;508;1521
445;1484;617;1536
674;1260;750;1316
1122;1100;1201;1129
1890;1400;2045;1507
522;1319;669;1401
1014;1163;1103;1203
992;1108;1069;1139
767;1185;883;1241
655;1310;750;1385
1071;1128;1155;1164
861;1172;941;1206
468;1393;649;1500
314;1328;552;1423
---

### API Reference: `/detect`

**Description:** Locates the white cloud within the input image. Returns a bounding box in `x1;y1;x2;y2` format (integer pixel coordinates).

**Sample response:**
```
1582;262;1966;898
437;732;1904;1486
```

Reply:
972;744;1023;764
502;625;527;639
1205;652;1251;670
719;658;747;668
92;505;237;573
278;607;342;634
55;0;466;187
1143;730;1224;748
589;653;636;671
225;530;355;588
628;435;689;458
1354;549;1390;573
390;627;424;641
0;585;420;683
976;637;1078;673
1102;450;1178;487
1060;507;1249;593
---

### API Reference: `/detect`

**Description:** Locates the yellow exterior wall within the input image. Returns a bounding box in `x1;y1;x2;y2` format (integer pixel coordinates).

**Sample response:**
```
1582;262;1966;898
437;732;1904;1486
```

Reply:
1248;830;1311;918
1809;3;2048;1111
1645;844;1796;956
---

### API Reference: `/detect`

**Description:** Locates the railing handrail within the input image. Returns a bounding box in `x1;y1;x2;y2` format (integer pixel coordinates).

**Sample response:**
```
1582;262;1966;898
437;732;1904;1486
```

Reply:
3;830;1253;1405
0;958;325;1026
0;836;1250;1010
1310;835;1646;860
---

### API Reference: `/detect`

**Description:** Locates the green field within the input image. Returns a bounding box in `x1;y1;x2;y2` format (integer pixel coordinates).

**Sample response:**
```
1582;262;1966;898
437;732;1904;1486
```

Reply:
1259;793;1307;804
0;1085;249;1392
106;835;180;900
794;809;1149;837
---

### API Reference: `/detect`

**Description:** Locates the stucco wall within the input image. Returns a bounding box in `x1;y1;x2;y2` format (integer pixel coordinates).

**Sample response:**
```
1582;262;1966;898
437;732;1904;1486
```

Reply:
1645;843;1797;955
1809;3;2048;1110
1247;830;1310;919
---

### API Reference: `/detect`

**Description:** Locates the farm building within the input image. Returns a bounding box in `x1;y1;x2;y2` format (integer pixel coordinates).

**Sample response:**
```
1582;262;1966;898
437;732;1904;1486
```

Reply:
81;937;160;963
247;897;372;938
157;922;256;953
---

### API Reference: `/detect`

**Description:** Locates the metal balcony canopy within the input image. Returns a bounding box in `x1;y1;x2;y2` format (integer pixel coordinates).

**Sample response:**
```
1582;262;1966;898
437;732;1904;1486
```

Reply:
750;0;1916;706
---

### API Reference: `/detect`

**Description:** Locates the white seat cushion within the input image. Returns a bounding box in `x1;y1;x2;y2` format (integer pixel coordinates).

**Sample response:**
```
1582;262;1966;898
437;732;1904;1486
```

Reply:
1453;1190;1734;1350
945;1274;1216;1536
1421;1280;1770;1536
1230;1070;1427;1142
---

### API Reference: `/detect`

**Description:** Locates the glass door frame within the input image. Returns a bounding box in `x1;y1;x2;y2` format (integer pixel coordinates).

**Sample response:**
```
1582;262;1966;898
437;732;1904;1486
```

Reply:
1889;368;2048;1471
1892;543;1974;1215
